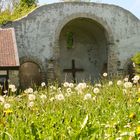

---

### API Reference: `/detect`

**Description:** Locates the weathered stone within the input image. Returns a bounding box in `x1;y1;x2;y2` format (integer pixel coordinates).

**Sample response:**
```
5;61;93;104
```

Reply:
1;2;140;85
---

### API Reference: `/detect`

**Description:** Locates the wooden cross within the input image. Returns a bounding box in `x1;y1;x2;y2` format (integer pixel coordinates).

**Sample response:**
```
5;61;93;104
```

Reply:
63;59;84;83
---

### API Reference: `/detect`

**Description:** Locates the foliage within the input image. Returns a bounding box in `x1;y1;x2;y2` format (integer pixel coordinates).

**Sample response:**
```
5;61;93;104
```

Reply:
66;31;73;49
0;0;37;25
131;52;140;74
1;76;140;139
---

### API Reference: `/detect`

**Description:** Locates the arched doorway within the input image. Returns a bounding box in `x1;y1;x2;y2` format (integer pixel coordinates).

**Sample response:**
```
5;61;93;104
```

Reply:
19;62;42;89
59;18;108;83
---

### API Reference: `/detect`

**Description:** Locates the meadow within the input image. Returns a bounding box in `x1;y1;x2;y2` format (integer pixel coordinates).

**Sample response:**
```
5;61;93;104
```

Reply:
0;74;140;140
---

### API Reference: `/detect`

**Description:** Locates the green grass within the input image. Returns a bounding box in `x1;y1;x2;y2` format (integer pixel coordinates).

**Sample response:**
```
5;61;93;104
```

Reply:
0;78;140;140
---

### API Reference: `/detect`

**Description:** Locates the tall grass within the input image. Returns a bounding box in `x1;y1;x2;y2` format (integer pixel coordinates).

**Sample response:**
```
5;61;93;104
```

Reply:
0;77;140;139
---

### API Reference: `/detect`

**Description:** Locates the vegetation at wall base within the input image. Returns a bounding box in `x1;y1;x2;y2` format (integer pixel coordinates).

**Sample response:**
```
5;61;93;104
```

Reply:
131;52;140;75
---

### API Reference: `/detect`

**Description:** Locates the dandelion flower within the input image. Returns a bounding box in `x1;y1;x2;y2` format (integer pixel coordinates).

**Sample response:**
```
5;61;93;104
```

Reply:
103;72;108;77
3;90;8;94
124;77;129;82
41;82;46;87
124;82;132;88
137;98;140;103
0;96;5;104
129;113;136;119
55;94;64;101
4;103;11;109
67;88;71;93
28;94;36;101
3;109;13;115
63;82;69;87
40;94;47;100
117;80;122;86
84;93;92;100
95;83;102;87
69;83;74;88
136;126;140;135
93;87;100;94
109;81;113;86
25;88;33;94
133;75;140;81
11;87;17;92
9;84;15;89
28;102;34;107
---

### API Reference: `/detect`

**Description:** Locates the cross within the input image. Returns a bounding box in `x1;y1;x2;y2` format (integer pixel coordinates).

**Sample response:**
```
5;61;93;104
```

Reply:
63;59;84;83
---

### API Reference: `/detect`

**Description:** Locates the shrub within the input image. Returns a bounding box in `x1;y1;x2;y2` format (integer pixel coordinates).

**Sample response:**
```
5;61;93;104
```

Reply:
131;52;140;74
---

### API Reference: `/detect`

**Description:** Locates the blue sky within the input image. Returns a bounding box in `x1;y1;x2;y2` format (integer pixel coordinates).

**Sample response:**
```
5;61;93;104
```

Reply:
38;0;140;19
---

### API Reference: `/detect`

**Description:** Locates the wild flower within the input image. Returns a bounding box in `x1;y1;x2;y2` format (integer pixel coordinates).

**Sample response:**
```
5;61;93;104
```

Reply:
25;88;33;94
55;94;65;101
3;109;13;115
49;85;56;90
124;82;132;88
0;96;5;104
3;90;8;94
69;83;74;88
28;94;36;101
40;94;47;100
137;98;140;103
117;80;122;86
11;87;17;92
66;88;71;93
9;84;15;89
63;82;69;87
84;93;92;100
133;75;140;81
4;103;11;109
124;77;129;82
103;72;108;77
75;83;87;93
109;81;113;86
129;113;136;119
95;83;102;87
136;126;140;135
28;102;34;108
41;82;46;87
93;87;100;94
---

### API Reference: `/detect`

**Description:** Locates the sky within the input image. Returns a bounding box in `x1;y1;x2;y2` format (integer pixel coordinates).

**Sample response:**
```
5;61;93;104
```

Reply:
38;0;140;19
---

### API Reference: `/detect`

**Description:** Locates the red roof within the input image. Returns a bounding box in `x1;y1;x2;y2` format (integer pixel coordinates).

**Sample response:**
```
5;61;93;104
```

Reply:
0;28;19;69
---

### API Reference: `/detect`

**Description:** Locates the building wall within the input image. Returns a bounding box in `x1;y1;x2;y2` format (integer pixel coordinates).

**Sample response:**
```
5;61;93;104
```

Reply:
2;2;140;82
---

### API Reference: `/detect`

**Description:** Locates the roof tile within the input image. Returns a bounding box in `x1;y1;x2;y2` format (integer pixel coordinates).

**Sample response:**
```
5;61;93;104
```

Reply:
0;28;20;68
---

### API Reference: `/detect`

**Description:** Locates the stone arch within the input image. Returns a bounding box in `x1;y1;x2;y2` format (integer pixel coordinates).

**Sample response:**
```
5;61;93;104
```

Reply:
19;56;46;88
53;13;117;82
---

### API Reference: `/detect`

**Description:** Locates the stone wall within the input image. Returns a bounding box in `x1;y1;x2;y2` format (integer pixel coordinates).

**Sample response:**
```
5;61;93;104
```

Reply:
2;2;140;82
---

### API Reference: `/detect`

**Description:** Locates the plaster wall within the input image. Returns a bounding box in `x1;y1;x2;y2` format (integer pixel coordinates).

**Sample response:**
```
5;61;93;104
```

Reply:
2;2;140;81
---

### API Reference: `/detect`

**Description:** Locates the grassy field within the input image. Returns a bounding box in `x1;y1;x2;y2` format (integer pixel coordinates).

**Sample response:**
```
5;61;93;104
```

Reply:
0;75;140;140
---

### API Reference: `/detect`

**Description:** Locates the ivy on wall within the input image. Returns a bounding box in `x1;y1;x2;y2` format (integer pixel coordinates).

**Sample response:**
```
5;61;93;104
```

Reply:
66;31;74;49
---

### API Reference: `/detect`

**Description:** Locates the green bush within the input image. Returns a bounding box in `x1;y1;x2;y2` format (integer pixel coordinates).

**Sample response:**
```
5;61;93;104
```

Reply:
0;1;37;25
131;52;140;74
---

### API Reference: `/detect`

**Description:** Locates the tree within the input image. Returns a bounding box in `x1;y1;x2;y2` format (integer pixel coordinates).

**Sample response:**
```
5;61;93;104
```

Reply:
0;0;38;25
